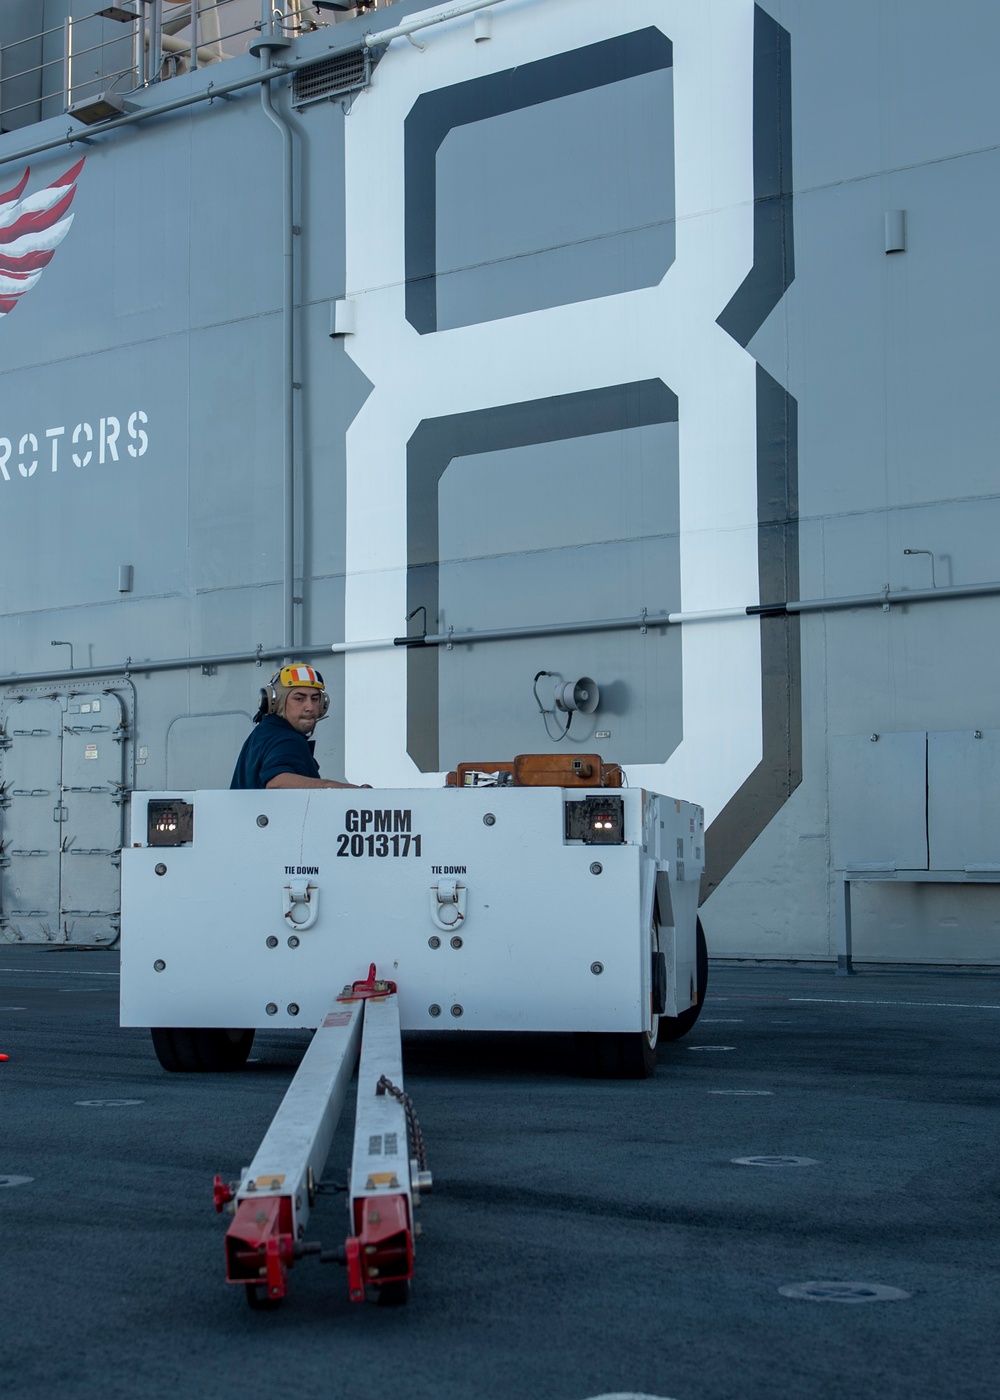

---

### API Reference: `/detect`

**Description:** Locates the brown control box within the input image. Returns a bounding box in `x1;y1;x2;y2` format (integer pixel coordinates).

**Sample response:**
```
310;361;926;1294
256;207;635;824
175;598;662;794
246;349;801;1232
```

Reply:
446;754;623;789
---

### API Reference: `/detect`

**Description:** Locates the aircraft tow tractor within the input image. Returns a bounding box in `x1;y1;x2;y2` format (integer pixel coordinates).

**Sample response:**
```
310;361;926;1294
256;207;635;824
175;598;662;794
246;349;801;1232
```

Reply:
120;754;707;1308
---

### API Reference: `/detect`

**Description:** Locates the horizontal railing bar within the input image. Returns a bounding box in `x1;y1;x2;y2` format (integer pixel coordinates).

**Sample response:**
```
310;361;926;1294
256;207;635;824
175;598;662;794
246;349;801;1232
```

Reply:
0;4;514;169
2;88;72;117
0;24;70;47
0;57;65;80
5;575;1000;690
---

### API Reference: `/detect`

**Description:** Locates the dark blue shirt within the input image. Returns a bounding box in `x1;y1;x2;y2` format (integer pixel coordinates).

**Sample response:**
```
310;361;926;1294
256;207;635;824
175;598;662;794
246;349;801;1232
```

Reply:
230;714;321;789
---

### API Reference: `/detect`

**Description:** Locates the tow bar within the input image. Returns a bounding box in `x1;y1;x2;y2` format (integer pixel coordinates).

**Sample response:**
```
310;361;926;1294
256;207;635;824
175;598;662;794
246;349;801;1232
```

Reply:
213;965;431;1310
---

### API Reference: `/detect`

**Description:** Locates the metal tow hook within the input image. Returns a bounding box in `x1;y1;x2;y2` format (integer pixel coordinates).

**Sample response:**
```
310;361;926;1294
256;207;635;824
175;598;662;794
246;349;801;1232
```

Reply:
429;877;466;932
282;878;319;931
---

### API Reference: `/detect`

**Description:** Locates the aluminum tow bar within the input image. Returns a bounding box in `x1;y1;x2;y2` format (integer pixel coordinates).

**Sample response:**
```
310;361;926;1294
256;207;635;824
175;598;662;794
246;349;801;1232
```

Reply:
345;988;421;1304
215;966;430;1310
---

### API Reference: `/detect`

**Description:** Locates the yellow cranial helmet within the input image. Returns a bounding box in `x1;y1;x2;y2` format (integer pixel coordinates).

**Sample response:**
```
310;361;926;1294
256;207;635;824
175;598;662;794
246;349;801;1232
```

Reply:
256;663;330;722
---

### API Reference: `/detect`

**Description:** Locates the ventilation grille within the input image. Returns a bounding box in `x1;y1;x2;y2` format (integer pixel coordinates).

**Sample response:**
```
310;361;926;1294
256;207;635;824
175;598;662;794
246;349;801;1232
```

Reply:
293;49;370;106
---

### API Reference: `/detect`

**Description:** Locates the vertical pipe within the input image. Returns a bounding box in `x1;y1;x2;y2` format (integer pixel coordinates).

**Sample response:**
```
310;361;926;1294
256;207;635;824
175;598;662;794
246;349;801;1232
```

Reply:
63;15;72;109
258;47;297;650
136;0;147;87
150;0;163;80
189;0;199;73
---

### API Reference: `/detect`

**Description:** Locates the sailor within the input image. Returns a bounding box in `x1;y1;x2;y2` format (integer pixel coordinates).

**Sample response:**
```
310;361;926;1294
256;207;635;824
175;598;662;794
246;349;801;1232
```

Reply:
230;663;366;790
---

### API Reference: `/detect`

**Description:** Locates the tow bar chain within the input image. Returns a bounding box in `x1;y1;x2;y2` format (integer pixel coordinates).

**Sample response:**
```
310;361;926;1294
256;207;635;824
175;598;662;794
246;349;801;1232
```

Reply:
376;1074;427;1172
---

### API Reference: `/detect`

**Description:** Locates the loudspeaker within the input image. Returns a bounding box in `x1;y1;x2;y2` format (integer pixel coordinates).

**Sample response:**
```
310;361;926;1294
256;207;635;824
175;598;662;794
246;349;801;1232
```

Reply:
554;677;600;714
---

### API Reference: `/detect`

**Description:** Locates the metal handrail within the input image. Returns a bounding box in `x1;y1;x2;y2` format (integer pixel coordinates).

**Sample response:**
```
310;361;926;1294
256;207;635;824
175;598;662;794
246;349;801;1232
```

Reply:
2;86;68;120
0;23;69;49
0;3;412;130
0;61;64;99
0;1;263;126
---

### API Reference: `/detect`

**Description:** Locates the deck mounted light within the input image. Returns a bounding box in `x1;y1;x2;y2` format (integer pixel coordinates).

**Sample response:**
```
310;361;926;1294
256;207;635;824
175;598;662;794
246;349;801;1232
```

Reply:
68;91;131;125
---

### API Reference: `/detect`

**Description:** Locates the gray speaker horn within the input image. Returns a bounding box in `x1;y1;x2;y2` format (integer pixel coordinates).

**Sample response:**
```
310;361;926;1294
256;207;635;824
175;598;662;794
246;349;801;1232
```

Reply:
554;677;600;714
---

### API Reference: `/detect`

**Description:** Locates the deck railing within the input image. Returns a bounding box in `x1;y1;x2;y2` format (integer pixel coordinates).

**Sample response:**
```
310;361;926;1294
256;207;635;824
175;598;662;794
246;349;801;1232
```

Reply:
0;2;397;134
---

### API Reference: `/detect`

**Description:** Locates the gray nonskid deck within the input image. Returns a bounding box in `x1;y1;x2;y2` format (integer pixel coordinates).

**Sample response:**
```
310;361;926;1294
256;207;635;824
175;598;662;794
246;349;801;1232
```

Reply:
1;948;998;1400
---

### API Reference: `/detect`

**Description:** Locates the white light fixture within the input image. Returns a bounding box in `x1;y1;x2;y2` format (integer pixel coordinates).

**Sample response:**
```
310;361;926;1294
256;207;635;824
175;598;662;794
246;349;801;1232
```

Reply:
884;209;906;254
330;299;356;337
68;91;133;125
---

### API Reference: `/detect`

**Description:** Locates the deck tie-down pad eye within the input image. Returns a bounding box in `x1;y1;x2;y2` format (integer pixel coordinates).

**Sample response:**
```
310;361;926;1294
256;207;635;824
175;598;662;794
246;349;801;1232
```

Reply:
429;878;466;931
283;877;319;930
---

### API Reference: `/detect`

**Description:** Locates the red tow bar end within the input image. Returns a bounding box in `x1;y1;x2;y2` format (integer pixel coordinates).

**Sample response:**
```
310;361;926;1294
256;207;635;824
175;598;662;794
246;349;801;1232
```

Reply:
265;1236;290;1300
213;1175;234;1213
338;963;398;1002
345;1236;365;1301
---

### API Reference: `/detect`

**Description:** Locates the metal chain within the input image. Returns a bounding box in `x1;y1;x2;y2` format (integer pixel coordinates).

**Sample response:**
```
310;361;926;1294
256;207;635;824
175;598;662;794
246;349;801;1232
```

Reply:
376;1074;428;1172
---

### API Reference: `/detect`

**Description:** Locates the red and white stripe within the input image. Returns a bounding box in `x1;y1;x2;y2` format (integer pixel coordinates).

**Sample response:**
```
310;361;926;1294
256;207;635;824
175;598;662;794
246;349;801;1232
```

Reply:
0;158;85;318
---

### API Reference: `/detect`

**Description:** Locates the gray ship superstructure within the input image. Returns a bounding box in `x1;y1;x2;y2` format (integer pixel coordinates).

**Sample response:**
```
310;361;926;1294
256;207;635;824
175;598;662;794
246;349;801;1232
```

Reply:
1;0;998;965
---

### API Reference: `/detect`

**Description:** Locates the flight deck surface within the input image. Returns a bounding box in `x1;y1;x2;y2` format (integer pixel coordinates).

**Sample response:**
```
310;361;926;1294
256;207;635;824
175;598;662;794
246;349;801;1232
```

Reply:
1;949;997;1400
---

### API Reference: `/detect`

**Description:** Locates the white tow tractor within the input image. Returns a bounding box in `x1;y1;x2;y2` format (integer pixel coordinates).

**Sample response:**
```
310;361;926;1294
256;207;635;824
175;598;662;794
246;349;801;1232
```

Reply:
120;754;707;1307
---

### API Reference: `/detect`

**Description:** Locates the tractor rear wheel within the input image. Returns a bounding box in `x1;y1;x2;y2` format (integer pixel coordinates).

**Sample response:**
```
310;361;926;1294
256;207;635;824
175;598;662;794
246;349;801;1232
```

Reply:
658;917;709;1042
150;1027;255;1072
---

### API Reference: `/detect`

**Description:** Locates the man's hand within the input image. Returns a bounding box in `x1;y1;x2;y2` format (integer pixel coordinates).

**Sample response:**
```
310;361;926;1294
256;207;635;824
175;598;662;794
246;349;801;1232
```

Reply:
265;773;368;790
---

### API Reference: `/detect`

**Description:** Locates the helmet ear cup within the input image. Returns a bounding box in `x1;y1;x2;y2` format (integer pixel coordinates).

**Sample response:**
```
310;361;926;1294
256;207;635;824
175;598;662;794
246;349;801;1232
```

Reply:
255;668;326;722
255;673;283;721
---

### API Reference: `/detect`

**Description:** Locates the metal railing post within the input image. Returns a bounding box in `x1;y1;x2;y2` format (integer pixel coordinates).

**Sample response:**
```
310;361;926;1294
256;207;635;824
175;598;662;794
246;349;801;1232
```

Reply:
135;1;147;87
150;0;163;80
63;15;72;110
189;0;200;73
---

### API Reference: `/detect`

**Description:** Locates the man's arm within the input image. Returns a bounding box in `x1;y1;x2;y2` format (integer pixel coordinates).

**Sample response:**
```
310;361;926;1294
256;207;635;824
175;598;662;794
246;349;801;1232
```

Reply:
265;773;369;790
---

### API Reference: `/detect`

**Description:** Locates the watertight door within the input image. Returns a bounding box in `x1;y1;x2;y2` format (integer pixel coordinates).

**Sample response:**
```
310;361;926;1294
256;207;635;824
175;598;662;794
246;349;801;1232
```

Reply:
0;695;63;942
0;690;126;945
58;691;126;945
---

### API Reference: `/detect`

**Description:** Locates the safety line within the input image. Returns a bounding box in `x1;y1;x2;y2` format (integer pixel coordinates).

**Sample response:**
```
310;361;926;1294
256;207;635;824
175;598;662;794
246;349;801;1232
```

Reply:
789;997;1000;1011
0;966;118;977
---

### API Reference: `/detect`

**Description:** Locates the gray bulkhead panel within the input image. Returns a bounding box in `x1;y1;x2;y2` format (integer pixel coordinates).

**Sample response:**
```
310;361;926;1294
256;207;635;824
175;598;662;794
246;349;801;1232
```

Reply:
433;62;674;330
928;730;1000;873
0;18;373;942
700;0;1000;961
828;732;928;872
436;422;681;767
